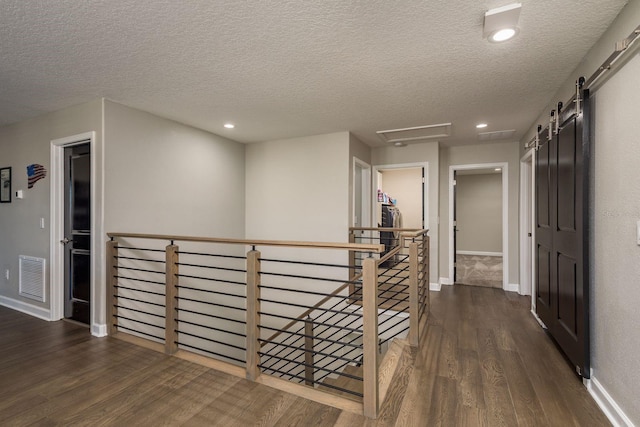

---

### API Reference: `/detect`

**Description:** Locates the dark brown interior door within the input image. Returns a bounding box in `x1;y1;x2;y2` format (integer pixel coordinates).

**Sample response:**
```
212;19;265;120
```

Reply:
63;143;91;324
535;89;590;378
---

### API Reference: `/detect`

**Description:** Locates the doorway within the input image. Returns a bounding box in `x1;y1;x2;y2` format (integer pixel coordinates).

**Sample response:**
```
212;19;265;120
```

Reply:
373;163;427;231
50;132;100;333
448;163;508;289
352;158;372;230
520;150;535;301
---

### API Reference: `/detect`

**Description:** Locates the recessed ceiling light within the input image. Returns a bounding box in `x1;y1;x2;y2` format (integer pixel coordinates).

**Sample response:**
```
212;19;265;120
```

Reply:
495;168;502;171
476;123;488;129
393;141;407;147
490;28;517;42
224;123;235;129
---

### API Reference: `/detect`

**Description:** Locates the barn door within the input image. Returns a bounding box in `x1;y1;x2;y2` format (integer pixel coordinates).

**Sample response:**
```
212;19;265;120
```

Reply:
535;82;590;378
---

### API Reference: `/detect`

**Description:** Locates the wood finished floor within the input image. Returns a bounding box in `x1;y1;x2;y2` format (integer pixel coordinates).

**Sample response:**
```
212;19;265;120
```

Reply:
0;286;610;426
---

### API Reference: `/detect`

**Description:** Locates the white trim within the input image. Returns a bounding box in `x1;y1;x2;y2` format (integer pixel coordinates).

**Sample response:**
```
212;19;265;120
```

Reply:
520;149;535;300
448;163;509;289
91;323;108;337
439;277;453;286
530;309;547;329
50;131;100;331
587;375;636;427
429;282;442;291
0;295;51;321
505;283;519;293
530;150;536;310
456;250;502;257
352;157;372;229
519;150;531;296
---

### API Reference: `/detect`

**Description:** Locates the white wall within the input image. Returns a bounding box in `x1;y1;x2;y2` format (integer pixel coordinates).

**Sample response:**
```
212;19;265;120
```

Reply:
439;142;519;285
245;132;352;344
372;142;439;285
245;132;349;243
590;52;640;425
380;168;423;229
456;173;502;253
0;99;103;317
104;100;246;238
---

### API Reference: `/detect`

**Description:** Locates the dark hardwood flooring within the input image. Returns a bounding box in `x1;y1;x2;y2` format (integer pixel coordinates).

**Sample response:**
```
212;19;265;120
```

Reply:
0;286;610;426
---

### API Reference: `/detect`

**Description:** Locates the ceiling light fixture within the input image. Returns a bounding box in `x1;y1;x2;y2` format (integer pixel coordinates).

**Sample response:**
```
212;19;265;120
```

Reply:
476;123;488;129
393;141;407;147
484;3;521;43
224;123;235;129
495;168;502;172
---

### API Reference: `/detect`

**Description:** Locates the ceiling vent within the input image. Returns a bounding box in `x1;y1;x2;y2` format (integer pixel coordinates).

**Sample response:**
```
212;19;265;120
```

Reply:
377;123;452;145
478;129;516;141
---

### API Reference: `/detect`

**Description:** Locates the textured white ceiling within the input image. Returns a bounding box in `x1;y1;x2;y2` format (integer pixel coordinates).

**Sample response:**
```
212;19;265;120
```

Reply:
0;0;628;147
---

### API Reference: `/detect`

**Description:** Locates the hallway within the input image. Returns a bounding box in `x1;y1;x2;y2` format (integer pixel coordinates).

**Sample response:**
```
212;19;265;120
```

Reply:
0;286;609;426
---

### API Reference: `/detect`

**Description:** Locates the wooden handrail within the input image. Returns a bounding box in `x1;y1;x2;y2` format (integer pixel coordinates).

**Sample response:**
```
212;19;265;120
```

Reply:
349;227;425;232
399;229;429;238
378;246;400;265
107;232;384;253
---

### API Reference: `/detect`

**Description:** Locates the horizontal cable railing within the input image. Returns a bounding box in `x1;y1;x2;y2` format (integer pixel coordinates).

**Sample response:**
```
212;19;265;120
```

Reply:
106;230;428;419
350;227;430;347
257;256;366;397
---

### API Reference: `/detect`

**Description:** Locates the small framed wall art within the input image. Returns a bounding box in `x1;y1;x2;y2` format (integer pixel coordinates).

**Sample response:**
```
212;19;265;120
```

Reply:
0;167;11;203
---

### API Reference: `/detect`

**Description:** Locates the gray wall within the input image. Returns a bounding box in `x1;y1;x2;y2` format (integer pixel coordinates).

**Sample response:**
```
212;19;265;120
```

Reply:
0;99;103;313
245;132;349;243
104;100;245;238
456;173;502;253
590;51;640;425
439;141;519;285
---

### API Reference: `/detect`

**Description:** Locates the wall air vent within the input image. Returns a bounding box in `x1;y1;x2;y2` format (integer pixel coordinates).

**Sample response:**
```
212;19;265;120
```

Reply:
377;123;452;145
478;129;516;141
19;255;46;302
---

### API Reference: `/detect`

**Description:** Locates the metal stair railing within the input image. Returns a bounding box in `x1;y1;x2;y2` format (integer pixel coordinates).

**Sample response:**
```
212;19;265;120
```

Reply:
106;229;429;419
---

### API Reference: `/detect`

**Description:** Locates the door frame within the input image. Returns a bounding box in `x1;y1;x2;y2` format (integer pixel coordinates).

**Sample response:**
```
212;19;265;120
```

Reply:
448;162;509;290
372;162;429;231
352;157;372;229
50;131;103;335
519;149;536;300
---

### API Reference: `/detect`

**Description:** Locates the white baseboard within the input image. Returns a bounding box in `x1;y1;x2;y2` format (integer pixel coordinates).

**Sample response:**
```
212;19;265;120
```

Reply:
456;251;503;257
504;283;519;293
587;374;635;427
92;323;108;337
429;282;442;291
0;295;52;321
530;309;547;329
439;277;453;286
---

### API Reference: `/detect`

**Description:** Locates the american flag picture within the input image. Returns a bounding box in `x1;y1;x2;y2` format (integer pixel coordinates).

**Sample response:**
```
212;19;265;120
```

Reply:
27;164;47;189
